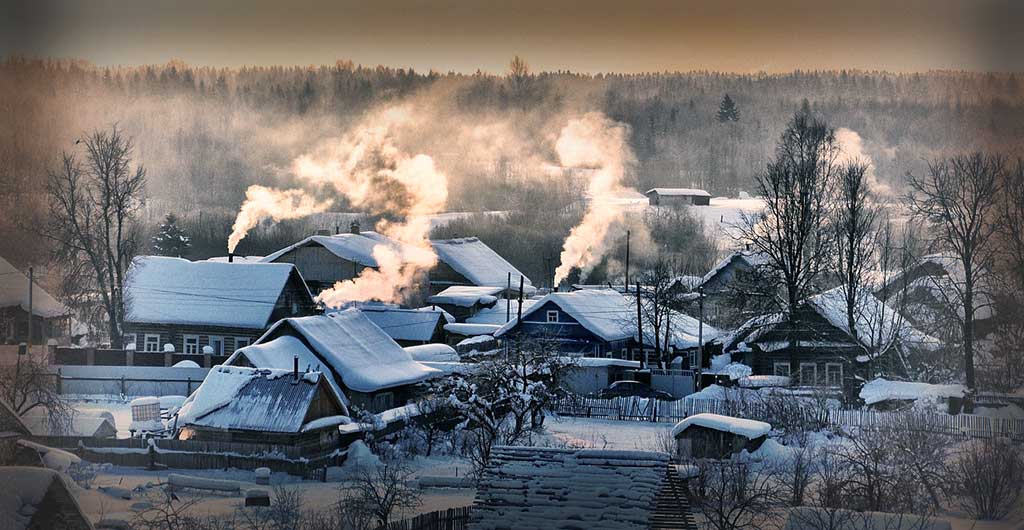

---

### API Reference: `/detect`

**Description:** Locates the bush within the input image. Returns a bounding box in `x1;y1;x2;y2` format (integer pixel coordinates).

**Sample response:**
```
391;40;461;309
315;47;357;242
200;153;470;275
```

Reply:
945;437;1024;520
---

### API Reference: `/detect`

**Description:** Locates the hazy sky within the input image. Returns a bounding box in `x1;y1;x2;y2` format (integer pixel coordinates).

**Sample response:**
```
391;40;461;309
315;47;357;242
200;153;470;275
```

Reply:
4;0;1022;73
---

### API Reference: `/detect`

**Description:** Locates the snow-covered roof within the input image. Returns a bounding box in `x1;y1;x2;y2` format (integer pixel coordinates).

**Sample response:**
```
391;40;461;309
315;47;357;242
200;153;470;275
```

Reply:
805;287;940;356
700;250;771;286
466;298;539;325
228;335;348;406
205;255;265;263
0;467;90;530
427;285;502;308
125;256;305;329
403;343;459;362
430;237;535;294
671;413;771;439
645;187;712;197
493;289;719;349
176;365;344;432
471;446;669;530
260;310;440;393
445;322;501;336
0;257;69;318
262;231;405;268
0;396;29;436
360;306;444;343
22;413;115;438
859;378;966;406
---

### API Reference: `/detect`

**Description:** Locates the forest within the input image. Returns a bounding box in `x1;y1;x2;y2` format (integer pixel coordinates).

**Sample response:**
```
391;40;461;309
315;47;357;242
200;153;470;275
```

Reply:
1;56;1022;273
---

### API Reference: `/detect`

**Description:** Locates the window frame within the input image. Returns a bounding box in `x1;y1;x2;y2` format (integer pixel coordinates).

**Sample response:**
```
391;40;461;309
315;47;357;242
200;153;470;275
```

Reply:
799;362;818;386
372;391;394;412
183;335;200;355
773;362;791;377
143;334;161;352
825;362;844;387
546;310;559;323
207;336;224;356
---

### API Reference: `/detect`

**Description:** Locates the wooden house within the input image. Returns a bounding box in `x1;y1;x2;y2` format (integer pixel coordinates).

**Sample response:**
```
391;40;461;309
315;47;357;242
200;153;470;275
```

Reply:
174;365;348;449
645;187;712;206
123;256;316;359
360;305;447;346
471;446;687;530
0;257;71;347
429;237;535;296
0;467;94;530
227;310;441;413
672;413;770;460
426;285;502;322
720;287;939;396
694;250;777;329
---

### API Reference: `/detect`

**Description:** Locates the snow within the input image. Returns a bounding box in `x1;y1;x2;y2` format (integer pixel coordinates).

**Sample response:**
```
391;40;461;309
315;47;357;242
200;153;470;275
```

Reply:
456;335;494;347
466;298;539;325
125;256;304;329
427;285;502;307
701;250;772;287
300;414;351;433
0;467;73;530
404;343;459;362
22;412;115;437
785;507;953;530
430;237;536;294
343;440;380;468
444;322;501;336
0;257;69;318
176;365;268;425
570;357;641;368
646;187;711;197
860;378;966;406
162;343;175;352
17;439;82;472
129;396;159;407
739;375;791;388
227;335;346;403
494;288;633;342
260;311;440;393
415;305;456;323
360;305;445;342
172;359;200;368
806;286;941;356
168;473;241;493
261;231;418;268
671;413;772;439
719;362;753;381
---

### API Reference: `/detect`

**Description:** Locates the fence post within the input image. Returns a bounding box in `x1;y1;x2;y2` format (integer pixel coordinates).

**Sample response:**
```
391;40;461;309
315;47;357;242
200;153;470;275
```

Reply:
186;377;192;395
56;368;63;395
120;375;126;396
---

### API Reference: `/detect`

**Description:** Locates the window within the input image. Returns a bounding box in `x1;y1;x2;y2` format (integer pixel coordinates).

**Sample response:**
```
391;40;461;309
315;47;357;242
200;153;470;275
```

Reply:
183;335;199;354
689;350;699;369
546;310;559;323
207;336;224;355
144;334;161;352
235;337;251;351
799;363;818;386
773;362;791;377
291;301;300;314
826;363;844;387
372;392;394;412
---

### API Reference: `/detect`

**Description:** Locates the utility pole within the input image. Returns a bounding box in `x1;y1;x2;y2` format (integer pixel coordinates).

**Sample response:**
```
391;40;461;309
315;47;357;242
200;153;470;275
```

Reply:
624;230;630;290
506;272;512;322
636;281;644;370
517;276;524;324
697;285;704;389
27;266;33;355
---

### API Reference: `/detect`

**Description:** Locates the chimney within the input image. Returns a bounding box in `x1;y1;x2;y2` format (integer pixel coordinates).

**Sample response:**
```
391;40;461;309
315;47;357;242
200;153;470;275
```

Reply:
350;220;360;234
228;253;234;263
335;224;340;235
293;355;299;383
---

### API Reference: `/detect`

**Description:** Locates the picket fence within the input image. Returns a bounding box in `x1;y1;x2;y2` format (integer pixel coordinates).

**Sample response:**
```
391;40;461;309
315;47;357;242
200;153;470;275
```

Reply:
382;507;471;530
551;396;1024;441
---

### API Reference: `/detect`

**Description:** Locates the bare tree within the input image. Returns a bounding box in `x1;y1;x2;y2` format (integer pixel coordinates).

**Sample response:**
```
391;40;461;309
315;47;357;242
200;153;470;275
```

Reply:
347;459;422;527
906;153;1003;404
833;161;877;343
688;461;781;530
636;257;686;368
944;436;1024;521
738;111;839;312
0;353;71;432
45;125;146;348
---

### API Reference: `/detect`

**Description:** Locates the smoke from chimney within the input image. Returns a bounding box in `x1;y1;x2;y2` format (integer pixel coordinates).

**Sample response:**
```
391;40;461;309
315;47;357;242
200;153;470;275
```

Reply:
227;185;332;254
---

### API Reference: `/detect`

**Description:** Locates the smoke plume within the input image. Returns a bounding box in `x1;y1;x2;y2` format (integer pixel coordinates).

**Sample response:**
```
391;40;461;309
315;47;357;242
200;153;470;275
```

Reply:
227;186;333;253
835;128;893;196
552;112;636;285
291;105;449;306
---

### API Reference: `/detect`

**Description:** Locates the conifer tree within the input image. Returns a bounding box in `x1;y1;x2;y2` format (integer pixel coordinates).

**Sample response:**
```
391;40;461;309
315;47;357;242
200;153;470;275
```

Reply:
717;93;740;122
152;213;191;257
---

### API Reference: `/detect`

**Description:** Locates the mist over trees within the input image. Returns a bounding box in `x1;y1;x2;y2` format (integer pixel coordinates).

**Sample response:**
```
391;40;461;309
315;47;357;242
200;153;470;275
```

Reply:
1;56;1021;271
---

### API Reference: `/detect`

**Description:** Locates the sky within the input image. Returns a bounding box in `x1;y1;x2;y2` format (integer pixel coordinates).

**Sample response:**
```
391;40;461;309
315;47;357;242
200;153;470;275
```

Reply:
3;0;1022;73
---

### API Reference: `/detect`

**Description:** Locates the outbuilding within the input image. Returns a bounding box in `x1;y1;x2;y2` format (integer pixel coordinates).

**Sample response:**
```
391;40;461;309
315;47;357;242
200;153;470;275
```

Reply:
645;188;712;206
672;413;770;459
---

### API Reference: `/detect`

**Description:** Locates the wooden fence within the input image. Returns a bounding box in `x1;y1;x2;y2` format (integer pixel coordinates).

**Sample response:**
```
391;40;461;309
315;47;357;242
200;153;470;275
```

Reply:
382;507;471;530
551;396;1024;441
31;435;353;479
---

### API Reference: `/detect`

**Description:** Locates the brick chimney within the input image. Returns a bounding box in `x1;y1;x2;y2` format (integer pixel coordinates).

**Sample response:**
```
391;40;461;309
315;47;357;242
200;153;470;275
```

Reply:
350;220;361;234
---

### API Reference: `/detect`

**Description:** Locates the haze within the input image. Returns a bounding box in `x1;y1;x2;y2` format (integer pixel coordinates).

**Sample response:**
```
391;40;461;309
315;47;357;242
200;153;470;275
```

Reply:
4;0;1022;73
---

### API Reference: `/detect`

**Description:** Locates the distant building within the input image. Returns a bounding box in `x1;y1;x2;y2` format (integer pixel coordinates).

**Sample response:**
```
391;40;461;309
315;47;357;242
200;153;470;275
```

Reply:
695;251;776;329
123;256;316;358
0;257;71;346
672;413;770;459
228;310;441;412
645;187;712;206
427;285;501;322
359;305;447;346
174;365;348;448
471;446;690;530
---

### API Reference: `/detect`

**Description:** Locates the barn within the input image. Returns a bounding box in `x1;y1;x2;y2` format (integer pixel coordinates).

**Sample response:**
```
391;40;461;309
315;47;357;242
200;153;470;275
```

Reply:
645;188;712;206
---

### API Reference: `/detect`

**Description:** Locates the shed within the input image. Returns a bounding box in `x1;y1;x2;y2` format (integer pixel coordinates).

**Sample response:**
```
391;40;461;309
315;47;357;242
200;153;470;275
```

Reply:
672;413;770;459
426;285;501;321
645;188;712;206
0;467;94;530
359;306;447;346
